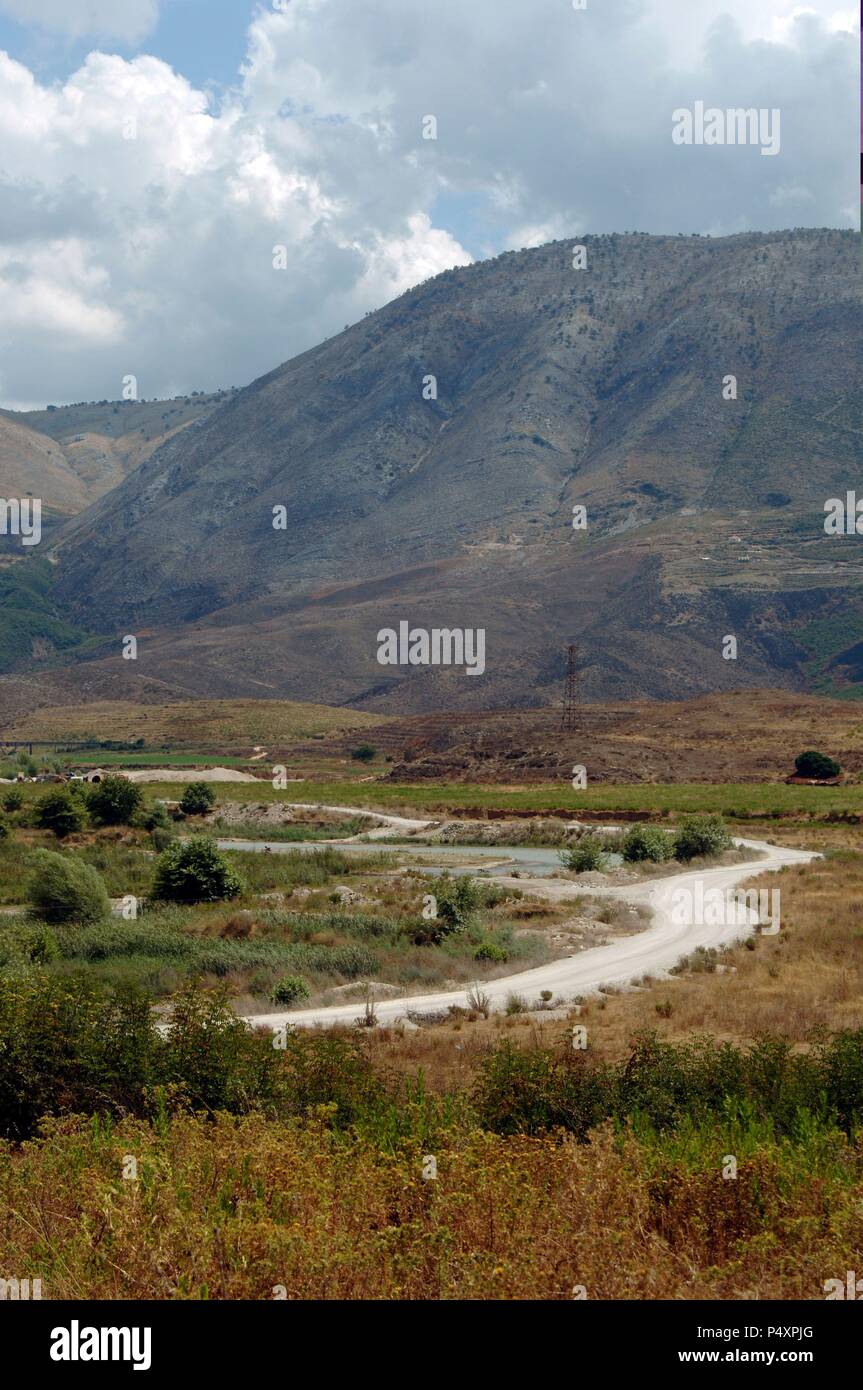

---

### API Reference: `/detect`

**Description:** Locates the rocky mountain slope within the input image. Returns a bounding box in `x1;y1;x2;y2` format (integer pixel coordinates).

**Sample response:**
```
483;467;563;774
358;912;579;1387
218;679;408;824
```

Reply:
0;392;228;525
3;229;861;714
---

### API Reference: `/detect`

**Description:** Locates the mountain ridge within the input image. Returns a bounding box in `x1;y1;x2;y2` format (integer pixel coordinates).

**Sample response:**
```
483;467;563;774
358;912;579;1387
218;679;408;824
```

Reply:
1;227;860;714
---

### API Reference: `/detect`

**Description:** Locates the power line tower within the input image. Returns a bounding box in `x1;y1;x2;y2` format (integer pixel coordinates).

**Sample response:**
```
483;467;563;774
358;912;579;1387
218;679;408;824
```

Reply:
561;643;578;732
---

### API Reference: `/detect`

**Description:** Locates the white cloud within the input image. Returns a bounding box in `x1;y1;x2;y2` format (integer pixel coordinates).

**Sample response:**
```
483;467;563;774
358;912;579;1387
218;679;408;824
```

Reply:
0;0;160;43
0;0;855;408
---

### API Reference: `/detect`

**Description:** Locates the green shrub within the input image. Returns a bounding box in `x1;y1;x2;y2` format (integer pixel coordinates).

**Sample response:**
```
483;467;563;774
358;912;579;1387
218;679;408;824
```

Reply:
271;975;311;1006
88;774;143;826
435;875;482;931
151;826;176;852
179;782;217;816
622;825;673;863
35;787;86;839
25;849;110;924
0;918;60;967
474;940;508;963
0;813;7;841
3;789;23;813
152;837;243;903
350;744;376;763
134;802;172;831
559;835;607;873
794;750;841;779
672;814;733;862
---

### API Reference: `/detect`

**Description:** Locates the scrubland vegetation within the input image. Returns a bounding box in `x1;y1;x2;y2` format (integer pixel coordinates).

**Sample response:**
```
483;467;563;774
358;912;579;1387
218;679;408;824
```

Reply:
0;773;861;1299
0;980;862;1299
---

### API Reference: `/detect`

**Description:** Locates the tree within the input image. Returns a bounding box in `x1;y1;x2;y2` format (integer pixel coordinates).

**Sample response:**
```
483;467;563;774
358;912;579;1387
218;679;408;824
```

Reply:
35;788;86;839
271;976;311;1006
559;835;608;873
794;750;840;780
622;825;673;864
350;744;376;763
152;837;243;903
179;782;217;816
672;814;732;863
88;774;143;826
25;849;109;924
3;789;23;813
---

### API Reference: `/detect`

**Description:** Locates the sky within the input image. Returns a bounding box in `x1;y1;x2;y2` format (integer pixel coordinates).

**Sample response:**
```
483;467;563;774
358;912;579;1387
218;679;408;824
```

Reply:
0;0;857;408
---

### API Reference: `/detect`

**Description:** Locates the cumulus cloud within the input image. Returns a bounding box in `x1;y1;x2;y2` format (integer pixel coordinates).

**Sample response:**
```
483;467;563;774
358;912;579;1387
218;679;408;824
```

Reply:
0;0;855;407
0;0;160;43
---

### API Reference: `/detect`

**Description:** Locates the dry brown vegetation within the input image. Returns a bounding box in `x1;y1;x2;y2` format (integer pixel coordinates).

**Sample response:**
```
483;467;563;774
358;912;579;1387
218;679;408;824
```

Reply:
0;696;388;746
377;690;863;784
351;829;863;1087
2;1113;860;1301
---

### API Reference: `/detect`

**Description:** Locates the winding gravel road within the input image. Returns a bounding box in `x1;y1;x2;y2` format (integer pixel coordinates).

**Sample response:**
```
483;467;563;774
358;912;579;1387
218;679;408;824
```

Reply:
243;824;818;1033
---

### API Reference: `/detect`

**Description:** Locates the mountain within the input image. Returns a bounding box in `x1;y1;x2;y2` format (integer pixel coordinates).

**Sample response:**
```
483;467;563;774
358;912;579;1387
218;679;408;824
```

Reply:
0;392;229;525
4;229;862;715
0;414;90;520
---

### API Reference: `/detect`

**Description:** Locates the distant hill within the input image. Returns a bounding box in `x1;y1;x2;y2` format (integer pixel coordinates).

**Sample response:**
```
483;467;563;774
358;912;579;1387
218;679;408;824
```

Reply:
0;695;388;746
2;229;861;714
0;391;231;522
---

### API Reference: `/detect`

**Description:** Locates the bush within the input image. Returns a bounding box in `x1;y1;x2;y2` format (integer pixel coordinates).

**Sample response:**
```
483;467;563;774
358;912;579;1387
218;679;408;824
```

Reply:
794;750;841;780
3;789;23;813
179;782;217;816
0;813;7;841
88;774;143;826
134;802;171;832
35;788;86;839
151;837;244;903
271;976;311;1006
559;835;607;873
474;940;508;963
435;875;482;932
622;825;673;863
25;849;110;925
672;814;733;862
350;744;376;763
151;826;176;852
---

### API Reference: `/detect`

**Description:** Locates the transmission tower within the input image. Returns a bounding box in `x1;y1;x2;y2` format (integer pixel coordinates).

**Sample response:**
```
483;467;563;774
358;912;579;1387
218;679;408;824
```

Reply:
561;643;578;732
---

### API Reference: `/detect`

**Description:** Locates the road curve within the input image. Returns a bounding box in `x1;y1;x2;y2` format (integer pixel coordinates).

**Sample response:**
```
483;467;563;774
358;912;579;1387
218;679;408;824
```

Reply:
244;833;818;1033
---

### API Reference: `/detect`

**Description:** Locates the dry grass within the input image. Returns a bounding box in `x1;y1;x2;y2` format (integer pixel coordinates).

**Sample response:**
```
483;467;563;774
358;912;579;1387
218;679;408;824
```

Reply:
351;830;863;1081
2;1113;860;1300
0;697;389;746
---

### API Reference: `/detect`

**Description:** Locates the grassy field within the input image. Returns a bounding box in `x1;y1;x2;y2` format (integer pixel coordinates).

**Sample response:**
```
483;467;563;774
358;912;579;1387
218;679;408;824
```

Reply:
3;1107;861;1299
2;777;863;1300
57;750;261;769
0;697;390;745
102;777;863;819
11;777;848;818
351;825;863;1093
0;826;563;1007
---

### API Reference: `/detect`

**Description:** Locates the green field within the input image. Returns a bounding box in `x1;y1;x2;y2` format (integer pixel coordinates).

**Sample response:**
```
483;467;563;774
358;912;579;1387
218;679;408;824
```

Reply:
57;750;259;769
6;775;863;821
128;778;863;818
